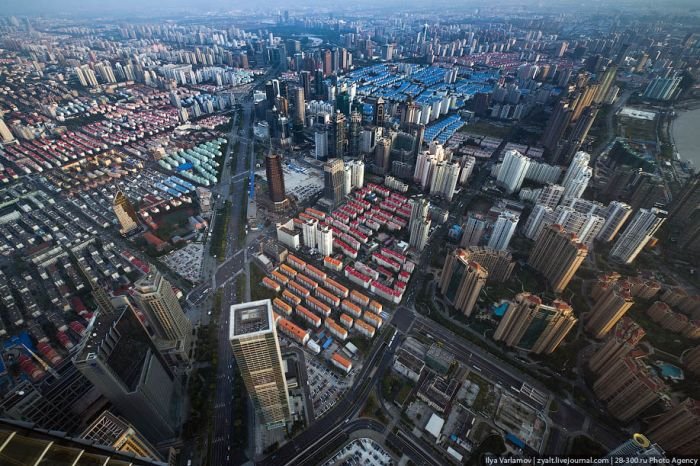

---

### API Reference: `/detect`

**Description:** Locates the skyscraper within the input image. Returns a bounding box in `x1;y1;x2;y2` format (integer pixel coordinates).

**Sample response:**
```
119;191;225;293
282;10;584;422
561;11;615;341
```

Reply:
594;65;618;104
0;419;166;466
523;204;605;246
336;91;351;116
606;434;665;459
460;213;487;247
315;126;328;160
629;172;668;211
496;150;531;194
570;84;599;122
299;70;311;100
373;97;385;126
528;224;588;293
302;218;318;249
668;174;700;253
439;249;488;317
133;270;193;364
585;281;635;338
408;198;431;251
323;158;345;207
610;207;667;264
0;359;95;435
487;211;519;251
643;73;682;101
457;246;515;283
314;69;324;97
348;110;362;158
429;161;461;201
323;50;332;76
588;316;645;374
646;399;700;456
81;410;164;462
229;300;291;428
667;174;699;228
593;356;666;422
293;86;305;125
316;224;333;256
347;160;364;189
561;106;598;162
542;100;572;157
374;136;392;175
561;151;592;199
75;64;99;88
73;304;180;442
113;189;139;235
265;153;287;207
494;293;577;354
329;111;346;158
597;201;633;242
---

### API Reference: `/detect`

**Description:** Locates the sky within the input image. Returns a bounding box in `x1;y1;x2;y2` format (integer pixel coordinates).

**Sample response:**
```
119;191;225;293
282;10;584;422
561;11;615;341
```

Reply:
2;0;699;17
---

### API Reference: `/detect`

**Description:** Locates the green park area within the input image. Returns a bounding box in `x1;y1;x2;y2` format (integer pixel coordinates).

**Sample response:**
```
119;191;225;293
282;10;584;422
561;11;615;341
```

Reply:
381;373;415;407
209;201;231;262
250;263;277;302
617;114;657;142
461;120;512;139
466;371;497;416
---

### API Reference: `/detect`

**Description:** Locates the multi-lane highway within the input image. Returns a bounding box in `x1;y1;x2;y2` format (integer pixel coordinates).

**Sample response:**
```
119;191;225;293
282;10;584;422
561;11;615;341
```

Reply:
412;313;626;450
412;316;549;412
259;331;403;466
209;100;256;466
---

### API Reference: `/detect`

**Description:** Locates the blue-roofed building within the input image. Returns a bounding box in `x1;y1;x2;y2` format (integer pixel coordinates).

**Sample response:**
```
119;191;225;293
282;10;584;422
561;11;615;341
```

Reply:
506;433;526;449
448;225;463;240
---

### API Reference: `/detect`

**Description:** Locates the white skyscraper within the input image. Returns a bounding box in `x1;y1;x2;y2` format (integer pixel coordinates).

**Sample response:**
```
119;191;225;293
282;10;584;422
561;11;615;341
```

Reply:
610;207;667;264
315;129;328;159
488;211;520;251
75;65;99;88
414;151;443;190
524;204;605;246
409;198;431;251
598;201;633;242
561;151;593;199
348;160;364;189
133;270;193;364
316;224;334;256
459;156;476;185
497;150;531;194
429;161;461;201
523;204;553;240
343;165;353;195
302;218;318;249
229;300;291;427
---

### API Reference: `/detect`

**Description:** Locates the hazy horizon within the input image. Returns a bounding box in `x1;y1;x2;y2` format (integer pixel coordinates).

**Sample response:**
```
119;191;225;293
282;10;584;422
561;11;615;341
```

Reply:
2;0;700;18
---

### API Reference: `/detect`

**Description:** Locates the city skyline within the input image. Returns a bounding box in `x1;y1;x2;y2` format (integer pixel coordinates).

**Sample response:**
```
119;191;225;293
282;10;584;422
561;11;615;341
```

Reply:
0;2;698;465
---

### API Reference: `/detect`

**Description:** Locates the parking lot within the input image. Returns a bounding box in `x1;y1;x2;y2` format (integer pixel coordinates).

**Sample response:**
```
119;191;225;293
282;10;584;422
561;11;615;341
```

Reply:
306;357;353;418
161;242;204;282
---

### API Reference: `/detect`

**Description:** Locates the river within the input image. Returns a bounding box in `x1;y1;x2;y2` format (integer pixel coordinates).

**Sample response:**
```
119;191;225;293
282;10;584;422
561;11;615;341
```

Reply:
672;107;700;169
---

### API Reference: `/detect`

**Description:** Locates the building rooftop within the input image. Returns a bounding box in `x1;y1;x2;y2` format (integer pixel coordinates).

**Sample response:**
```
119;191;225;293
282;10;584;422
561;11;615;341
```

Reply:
230;300;273;337
395;348;425;374
0;418;166;466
